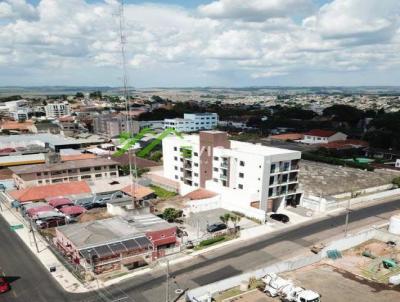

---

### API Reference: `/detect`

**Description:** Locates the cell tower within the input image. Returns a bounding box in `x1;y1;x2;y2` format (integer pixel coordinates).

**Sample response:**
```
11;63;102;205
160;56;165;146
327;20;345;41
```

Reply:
118;0;139;208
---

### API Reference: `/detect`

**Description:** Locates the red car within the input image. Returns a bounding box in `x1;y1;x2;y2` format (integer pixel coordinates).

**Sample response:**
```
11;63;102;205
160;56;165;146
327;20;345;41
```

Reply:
0;277;10;293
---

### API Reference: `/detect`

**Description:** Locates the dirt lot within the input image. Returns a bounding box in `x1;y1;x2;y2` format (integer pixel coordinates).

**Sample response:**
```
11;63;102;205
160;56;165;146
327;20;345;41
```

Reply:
220;264;400;302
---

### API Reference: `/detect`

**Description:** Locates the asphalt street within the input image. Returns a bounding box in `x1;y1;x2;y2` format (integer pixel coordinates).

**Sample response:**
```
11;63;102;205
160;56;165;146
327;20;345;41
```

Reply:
0;198;399;302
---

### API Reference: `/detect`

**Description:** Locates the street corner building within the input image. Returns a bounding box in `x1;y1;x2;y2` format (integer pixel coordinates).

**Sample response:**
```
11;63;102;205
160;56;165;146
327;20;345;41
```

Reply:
162;131;302;222
54;215;178;275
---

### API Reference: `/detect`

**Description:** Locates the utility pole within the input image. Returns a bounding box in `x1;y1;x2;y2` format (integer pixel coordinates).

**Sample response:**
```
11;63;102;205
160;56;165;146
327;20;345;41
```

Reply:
344;198;351;237
29;219;39;253
165;259;170;302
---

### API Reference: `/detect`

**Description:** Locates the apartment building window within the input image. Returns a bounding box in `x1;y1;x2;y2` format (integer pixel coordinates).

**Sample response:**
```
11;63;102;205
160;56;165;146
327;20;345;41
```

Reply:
240;161;245;166
194;152;198;156
95;174;102;178
271;164;276;173
194;183;198;186
214;156;219;161
175;175;179;180
51;171;63;176
52;179;63;183
38;180;42;184
43;172;48;175
282;174;288;183
268;188;273;197
213;178;218;182
239;172;244;178
80;167;90;173
81;175;91;180
194;173;198;177
194;163;199;167
174;166;178;170
110;172;117;176
270;176;275;185
238;184;243;189
174;147;178;151
174;156;178;161
110;165;117;169
36;172;41;176
213;167;218;172
94;166;102;171
283;162;290;171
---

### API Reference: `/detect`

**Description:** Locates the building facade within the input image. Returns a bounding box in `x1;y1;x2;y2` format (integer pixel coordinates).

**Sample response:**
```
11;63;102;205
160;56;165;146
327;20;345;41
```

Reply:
162;131;302;214
0;100;31;121
301;129;347;144
10;158;119;189
164;113;218;132
45;102;71;118
93;114;140;138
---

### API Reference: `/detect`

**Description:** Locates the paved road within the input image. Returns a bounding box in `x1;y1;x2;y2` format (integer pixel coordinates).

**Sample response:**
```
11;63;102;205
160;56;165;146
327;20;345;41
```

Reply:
1;198;399;302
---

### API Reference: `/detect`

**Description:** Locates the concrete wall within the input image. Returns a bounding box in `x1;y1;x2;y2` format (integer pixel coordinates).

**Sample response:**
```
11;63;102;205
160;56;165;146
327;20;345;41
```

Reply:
184;195;221;215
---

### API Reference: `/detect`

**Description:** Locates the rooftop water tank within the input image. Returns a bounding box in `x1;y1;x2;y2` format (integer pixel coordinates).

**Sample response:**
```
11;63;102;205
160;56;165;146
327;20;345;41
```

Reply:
388;215;400;235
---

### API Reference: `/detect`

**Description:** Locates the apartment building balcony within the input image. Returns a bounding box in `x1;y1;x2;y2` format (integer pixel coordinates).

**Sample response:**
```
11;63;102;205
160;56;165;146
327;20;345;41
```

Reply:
220;162;228;169
220;174;228;180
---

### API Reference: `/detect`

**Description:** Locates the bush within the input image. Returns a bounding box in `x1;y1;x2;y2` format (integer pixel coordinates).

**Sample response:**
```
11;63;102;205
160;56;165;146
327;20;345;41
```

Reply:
199;236;225;247
392;177;400;187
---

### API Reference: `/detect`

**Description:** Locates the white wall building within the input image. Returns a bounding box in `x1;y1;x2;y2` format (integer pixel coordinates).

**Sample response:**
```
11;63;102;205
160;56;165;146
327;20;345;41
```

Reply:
164;113;218;132
396;159;400;168
300;129;347;144
45;102;71;118
162;131;302;217
0;99;31;121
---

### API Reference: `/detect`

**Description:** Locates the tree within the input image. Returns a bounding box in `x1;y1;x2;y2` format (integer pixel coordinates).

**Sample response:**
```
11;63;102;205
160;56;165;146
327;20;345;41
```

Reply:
149;150;162;162
75;92;84;98
162;208;180;222
219;213;231;225
89;91;102;99
230;214;241;229
323;105;364;127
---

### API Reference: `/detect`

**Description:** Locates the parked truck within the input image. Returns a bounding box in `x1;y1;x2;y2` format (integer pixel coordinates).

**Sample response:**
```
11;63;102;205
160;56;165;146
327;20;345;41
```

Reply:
263;273;320;302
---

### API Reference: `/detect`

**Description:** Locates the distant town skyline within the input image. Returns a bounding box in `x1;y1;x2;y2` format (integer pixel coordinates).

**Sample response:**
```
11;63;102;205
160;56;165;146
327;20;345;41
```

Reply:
1;0;400;87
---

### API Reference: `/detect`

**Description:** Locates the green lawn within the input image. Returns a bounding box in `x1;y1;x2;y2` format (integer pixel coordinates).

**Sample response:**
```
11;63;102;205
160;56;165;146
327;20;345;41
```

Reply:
149;185;177;198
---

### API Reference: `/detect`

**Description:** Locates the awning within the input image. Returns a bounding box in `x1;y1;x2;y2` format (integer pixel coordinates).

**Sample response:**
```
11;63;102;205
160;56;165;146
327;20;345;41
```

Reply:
79;236;152;260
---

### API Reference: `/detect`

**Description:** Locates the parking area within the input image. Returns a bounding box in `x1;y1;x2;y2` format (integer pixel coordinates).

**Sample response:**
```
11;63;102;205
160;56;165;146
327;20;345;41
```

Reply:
187;208;258;230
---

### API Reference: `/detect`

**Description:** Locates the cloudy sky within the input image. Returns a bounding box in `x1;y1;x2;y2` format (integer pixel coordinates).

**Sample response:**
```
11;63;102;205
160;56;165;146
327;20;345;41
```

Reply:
1;0;400;87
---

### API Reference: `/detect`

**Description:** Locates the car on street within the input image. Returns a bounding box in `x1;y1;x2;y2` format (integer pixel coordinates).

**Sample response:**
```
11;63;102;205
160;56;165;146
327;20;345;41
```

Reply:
0;277;10;293
207;222;227;233
270;213;290;223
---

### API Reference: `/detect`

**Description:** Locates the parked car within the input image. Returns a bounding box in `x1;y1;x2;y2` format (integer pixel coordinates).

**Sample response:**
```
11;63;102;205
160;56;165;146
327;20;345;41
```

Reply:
0;277;10;293
36;217;66;229
207;223;227;233
270;213;290;223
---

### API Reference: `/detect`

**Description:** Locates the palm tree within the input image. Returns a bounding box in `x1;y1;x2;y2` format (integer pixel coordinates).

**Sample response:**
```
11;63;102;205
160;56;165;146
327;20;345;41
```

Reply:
230;215;242;231
220;213;231;225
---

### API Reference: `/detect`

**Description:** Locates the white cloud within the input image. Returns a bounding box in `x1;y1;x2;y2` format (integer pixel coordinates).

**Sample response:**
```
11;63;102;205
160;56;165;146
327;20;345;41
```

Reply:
0;0;38;20
0;0;400;86
198;0;313;21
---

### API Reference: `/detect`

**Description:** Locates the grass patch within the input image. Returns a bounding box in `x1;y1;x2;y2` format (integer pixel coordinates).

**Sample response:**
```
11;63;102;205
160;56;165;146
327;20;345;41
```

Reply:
149;185;177;198
194;235;234;251
213;286;242;302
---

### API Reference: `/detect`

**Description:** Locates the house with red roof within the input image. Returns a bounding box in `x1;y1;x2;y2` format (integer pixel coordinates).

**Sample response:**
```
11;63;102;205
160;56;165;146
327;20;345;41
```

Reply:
300;129;347;145
9;181;92;203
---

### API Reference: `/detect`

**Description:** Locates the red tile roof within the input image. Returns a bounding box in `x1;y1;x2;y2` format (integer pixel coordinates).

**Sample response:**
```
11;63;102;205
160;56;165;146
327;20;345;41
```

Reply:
184;188;217;200
59;205;86;215
61;154;97;161
10;181;92;203
121;184;155;199
269;133;304;141
47;197;73;208
304;129;337;137
319;139;368;149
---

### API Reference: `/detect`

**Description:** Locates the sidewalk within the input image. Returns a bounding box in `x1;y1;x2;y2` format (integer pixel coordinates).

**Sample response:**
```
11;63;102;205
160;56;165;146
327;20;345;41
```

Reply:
0;197;98;293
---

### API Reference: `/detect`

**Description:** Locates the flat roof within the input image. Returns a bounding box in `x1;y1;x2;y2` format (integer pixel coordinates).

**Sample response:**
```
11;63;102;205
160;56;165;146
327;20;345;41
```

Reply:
57;216;147;250
0;133;78;146
0;153;45;167
9;157;119;175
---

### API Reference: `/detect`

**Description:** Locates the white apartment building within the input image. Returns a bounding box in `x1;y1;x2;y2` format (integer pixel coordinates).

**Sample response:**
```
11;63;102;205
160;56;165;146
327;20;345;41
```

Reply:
162;131;301;215
45;102;71;118
164;113;218;132
0;99;31;121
